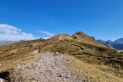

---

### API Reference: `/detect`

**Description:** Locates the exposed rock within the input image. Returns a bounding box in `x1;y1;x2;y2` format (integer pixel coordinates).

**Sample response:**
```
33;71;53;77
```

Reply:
9;53;86;82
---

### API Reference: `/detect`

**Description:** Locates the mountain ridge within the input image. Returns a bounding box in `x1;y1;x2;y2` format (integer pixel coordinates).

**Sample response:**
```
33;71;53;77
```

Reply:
0;31;123;82
98;38;123;50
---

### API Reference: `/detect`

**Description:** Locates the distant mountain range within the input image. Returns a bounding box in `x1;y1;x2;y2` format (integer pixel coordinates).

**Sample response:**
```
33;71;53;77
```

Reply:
0;41;17;46
115;38;123;43
98;38;123;50
0;39;43;46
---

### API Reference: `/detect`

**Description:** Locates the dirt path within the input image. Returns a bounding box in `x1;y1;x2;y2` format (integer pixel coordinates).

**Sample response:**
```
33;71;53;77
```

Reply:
9;53;84;82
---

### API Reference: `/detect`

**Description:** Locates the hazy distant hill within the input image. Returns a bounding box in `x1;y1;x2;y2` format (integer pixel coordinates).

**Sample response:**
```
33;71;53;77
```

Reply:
98;38;123;50
0;41;16;46
115;38;123;43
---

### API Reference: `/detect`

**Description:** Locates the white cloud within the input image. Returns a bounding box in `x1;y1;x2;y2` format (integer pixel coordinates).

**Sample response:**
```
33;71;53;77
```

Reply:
0;24;36;41
0;24;21;34
39;31;54;36
42;37;50;39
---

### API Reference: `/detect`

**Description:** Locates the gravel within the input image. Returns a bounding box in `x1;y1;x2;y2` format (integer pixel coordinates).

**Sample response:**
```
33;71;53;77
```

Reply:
9;52;85;82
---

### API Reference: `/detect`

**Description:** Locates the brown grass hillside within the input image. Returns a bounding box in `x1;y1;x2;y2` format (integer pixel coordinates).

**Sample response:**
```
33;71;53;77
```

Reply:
0;31;123;81
40;32;123;69
0;39;46;72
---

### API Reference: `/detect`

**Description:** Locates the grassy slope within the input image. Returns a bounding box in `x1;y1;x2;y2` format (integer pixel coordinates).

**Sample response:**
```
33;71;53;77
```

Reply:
41;40;123;69
40;40;123;81
39;32;123;81
66;55;123;82
0;40;45;72
0;32;123;81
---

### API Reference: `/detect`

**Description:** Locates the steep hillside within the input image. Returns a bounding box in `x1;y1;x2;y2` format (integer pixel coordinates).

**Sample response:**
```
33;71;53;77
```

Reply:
73;32;99;45
8;53;123;82
0;32;123;82
41;32;123;69
0;39;46;72
0;41;17;46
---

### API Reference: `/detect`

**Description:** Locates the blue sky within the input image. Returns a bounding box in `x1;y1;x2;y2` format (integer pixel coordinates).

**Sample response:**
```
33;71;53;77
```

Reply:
0;0;123;41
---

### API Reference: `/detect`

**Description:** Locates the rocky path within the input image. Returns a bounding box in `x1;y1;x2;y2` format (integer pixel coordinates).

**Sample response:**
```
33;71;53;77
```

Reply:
9;53;84;82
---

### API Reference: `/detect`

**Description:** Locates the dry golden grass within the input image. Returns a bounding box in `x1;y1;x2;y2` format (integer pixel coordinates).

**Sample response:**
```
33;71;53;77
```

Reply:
0;52;39;72
0;32;122;82
0;40;44;72
65;55;123;82
41;39;123;69
72;32;106;47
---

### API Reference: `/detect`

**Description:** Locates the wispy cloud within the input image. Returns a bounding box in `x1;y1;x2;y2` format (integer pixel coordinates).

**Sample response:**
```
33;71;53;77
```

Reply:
0;24;36;41
42;37;50;39
39;31;54;36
